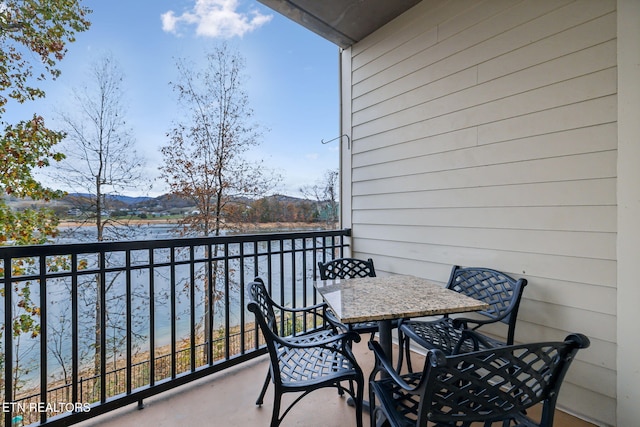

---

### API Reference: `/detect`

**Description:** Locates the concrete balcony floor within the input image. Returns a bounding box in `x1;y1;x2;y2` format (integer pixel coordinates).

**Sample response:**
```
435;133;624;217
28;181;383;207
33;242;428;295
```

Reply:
77;340;596;427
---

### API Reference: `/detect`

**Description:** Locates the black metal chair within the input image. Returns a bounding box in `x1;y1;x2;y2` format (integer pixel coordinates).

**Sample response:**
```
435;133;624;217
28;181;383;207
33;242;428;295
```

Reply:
398;266;527;371
247;278;364;427
369;332;590;427
318;257;399;338
318;257;377;280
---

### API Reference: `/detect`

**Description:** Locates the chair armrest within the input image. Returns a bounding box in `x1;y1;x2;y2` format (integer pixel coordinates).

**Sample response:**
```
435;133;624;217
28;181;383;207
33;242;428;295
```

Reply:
451;315;497;330
276;301;349;332
269;298;327;315
279;301;328;313
452;329;495;354
452;299;518;330
323;309;350;331
368;340;421;392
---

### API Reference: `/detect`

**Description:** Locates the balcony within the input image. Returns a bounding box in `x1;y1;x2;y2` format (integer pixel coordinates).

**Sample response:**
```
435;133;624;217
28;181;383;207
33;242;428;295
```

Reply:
1;228;350;426
75;339;595;427
1;228;595;426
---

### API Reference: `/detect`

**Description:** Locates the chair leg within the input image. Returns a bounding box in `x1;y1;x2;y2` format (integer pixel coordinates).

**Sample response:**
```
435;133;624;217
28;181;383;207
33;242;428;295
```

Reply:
403;335;414;373
368;385;377;427
271;389;282;427
395;331;405;373
256;370;271;406
396;330;414;373
354;378;364;427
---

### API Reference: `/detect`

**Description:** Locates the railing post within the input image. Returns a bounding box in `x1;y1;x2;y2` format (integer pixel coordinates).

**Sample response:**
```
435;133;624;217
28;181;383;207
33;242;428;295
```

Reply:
149;248;156;387
170;247;176;379
72;253;79;407
126;249;132;395
3;255;14;427
39;255;48;425
99;251;107;403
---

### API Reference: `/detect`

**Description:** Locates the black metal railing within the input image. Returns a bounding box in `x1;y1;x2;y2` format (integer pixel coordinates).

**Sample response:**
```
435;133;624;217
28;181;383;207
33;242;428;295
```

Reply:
1;228;351;426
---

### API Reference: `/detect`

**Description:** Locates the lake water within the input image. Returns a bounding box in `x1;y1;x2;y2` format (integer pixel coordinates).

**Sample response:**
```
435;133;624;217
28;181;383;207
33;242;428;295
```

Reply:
55;223;225;343
18;223;315;386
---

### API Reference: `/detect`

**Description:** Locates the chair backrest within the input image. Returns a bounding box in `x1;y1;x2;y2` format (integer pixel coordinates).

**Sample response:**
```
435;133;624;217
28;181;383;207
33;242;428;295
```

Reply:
247;278;279;335
447;266;527;344
247;278;288;384
317;257;376;280
416;333;590;426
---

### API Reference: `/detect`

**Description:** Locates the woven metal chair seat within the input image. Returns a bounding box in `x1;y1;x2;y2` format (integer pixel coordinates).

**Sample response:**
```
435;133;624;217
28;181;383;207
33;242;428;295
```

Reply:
401;318;466;355
401;318;506;356
398;266;527;371
276;341;358;387
369;333;590;427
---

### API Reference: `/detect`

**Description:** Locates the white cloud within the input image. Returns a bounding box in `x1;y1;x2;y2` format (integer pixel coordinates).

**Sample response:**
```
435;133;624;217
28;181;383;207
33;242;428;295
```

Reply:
161;0;272;38
160;11;180;33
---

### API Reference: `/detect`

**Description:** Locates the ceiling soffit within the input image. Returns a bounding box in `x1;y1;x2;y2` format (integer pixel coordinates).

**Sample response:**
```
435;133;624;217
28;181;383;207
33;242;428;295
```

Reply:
257;0;421;48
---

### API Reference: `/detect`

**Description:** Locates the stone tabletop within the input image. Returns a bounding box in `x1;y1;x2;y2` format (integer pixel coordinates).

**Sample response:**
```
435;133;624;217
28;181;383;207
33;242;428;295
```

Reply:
314;274;489;323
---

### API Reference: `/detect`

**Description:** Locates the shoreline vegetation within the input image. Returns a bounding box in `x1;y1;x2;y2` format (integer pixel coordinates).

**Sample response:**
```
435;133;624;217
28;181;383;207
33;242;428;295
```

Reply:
16;313;321;423
13;322;263;425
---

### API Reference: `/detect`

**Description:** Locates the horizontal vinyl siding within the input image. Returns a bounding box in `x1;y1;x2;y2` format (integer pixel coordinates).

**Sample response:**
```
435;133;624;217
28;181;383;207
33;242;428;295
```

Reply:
348;0;616;424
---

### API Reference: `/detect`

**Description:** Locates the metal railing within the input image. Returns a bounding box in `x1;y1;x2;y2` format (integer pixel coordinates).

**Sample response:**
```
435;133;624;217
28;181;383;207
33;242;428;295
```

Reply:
1;228;351;426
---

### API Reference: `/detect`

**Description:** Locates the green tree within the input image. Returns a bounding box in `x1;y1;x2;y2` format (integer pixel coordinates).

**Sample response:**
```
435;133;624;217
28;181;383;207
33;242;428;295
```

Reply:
0;0;90;396
0;0;91;245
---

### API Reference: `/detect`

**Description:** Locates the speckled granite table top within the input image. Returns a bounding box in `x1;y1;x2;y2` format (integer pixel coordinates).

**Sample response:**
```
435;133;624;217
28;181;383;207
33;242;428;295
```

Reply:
314;274;489;324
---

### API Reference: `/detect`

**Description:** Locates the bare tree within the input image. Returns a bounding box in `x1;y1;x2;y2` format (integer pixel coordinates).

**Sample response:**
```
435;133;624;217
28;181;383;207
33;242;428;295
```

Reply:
161;43;278;237
55;54;147;241
300;169;339;227
53;54;149;374
160;43;279;354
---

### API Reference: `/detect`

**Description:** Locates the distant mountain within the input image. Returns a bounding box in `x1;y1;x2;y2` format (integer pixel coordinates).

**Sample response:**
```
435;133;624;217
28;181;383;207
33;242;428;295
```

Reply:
66;193;154;205
270;194;307;203
54;192;326;216
132;194;194;210
110;195;154;205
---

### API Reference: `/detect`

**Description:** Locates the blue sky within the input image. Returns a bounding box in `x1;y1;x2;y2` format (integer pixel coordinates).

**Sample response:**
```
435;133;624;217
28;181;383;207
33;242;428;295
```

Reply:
12;0;341;197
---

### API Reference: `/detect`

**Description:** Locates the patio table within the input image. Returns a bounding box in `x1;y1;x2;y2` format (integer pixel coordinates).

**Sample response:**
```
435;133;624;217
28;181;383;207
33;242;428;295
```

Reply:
314;274;489;370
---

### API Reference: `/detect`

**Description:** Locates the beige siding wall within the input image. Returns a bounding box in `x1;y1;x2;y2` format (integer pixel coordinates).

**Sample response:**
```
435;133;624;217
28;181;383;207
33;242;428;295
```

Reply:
344;0;617;424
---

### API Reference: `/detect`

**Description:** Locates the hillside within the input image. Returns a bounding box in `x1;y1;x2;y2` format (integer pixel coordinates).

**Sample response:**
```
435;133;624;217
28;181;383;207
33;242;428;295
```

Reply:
3;193;336;223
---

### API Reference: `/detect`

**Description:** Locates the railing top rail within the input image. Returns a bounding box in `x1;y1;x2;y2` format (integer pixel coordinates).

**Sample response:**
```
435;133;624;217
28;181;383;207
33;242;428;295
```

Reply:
0;228;351;258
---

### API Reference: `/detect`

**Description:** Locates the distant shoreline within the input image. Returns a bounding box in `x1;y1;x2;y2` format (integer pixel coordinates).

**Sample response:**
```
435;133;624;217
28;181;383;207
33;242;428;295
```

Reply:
58;218;177;227
58;219;334;231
